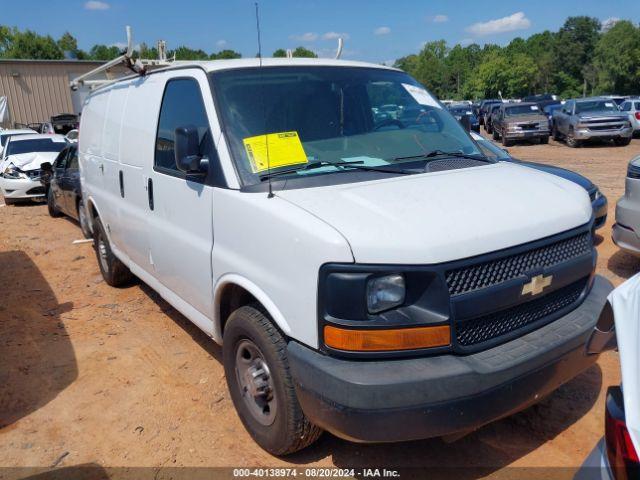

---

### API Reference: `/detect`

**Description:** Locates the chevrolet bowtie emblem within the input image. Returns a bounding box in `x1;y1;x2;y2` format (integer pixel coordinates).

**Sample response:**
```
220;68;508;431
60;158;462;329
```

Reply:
522;274;553;296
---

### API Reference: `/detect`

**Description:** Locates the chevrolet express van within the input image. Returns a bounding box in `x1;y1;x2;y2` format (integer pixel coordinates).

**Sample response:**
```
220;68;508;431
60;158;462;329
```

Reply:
79;58;613;455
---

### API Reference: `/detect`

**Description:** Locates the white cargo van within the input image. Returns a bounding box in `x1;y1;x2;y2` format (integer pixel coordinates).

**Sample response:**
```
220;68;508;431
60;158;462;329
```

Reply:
79;58;612;455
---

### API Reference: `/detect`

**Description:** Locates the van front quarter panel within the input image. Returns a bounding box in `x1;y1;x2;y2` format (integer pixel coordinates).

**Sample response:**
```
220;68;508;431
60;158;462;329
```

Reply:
212;188;354;348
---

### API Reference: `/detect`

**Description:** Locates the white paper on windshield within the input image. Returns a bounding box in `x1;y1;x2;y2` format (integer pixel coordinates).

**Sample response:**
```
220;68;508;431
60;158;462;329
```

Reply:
402;84;441;109
531;105;539;110
605;102;615;108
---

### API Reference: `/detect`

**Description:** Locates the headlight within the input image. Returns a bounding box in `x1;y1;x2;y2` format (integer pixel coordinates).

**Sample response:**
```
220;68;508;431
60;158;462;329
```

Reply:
628;156;640;178
366;274;405;313
2;164;27;180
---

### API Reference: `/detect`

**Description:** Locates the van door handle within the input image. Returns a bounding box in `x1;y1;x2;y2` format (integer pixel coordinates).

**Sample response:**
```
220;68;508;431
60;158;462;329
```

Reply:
119;170;124;198
147;178;154;210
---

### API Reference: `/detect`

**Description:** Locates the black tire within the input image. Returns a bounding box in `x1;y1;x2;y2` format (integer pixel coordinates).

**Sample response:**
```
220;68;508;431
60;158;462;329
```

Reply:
77;199;92;239
552;124;561;141
224;305;322;455
566;129;580;148
540;136;549;145
492;129;499;140
47;188;62;217
486;123;493;134
614;137;631;147
4;197;17;206
93;216;134;287
502;136;513;147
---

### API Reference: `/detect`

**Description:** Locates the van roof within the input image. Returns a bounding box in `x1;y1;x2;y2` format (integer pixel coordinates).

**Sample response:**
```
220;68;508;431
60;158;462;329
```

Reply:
194;57;399;72
88;57;400;92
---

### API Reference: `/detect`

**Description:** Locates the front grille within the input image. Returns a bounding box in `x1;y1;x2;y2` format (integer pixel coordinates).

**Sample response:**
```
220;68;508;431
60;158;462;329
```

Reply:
426;158;488;173
25;186;45;195
445;232;592;296
589;124;624;131
519;123;539;130
455;277;589;347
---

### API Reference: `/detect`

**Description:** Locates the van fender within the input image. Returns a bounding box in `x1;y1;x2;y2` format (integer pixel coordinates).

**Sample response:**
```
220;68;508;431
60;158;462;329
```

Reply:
213;273;291;344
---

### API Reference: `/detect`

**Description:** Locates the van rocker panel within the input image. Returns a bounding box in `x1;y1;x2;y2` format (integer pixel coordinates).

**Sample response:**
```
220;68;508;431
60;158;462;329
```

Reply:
287;275;612;442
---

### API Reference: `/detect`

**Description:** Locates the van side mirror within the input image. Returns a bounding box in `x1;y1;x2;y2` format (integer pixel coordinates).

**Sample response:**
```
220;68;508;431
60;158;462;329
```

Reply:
460;115;471;132
174;125;209;175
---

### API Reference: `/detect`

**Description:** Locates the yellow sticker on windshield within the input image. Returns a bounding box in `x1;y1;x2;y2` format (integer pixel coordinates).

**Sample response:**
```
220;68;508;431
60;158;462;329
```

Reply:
243;131;308;173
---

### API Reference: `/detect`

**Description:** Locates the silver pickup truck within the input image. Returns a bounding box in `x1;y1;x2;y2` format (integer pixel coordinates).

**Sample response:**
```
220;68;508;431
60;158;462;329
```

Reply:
552;97;632;147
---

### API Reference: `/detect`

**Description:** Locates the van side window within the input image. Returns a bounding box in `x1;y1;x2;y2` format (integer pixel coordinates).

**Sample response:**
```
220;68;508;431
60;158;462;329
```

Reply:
155;78;211;174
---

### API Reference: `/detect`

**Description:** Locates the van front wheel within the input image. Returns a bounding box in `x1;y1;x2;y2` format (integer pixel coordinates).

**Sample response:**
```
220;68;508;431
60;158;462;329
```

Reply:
223;305;322;455
93;218;134;287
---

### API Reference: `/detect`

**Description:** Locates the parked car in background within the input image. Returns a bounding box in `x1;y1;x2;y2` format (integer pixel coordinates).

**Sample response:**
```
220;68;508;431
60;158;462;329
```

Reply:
0;128;36;157
619;99;640;137
602;95;629;107
543;103;563;130
0;134;67;204
484;103;501;134
523;93;560;110
491;102;550;146
613;155;640;256
447;104;480;132
40;144;91;238
470;131;607;229
80;58;612;455
478;99;501;125
552;98;632;148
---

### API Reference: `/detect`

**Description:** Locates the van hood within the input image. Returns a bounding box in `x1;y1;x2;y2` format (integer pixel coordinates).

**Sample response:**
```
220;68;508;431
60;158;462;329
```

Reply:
277;162;592;264
3;151;59;171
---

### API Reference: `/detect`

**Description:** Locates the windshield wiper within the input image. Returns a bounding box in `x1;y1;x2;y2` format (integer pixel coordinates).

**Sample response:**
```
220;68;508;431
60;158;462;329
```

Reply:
259;160;413;181
393;150;489;162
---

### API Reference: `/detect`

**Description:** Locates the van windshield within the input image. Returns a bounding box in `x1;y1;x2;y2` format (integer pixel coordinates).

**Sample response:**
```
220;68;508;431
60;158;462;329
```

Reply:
211;66;484;186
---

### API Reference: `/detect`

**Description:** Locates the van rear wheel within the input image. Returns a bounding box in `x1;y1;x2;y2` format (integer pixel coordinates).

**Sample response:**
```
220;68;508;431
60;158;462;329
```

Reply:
223;305;322;455
93;217;134;287
47;188;62;217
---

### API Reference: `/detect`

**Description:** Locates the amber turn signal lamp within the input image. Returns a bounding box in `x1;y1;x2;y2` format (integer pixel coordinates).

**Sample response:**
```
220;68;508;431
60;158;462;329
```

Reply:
324;324;450;352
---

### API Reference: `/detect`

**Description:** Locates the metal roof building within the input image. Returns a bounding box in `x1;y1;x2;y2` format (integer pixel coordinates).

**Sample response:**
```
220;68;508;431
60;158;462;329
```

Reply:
0;59;126;128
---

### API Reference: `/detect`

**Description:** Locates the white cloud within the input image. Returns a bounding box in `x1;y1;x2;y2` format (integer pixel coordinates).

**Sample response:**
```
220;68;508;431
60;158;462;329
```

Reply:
290;32;319;42
602;17;620;32
216;39;227;47
432;15;449;23
84;1;110;10
374;26;391;36
322;31;350;40
466;12;531;37
460;38;474;46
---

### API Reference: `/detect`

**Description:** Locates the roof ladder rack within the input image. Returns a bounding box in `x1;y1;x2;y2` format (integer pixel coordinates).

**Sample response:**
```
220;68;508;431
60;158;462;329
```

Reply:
69;26;173;91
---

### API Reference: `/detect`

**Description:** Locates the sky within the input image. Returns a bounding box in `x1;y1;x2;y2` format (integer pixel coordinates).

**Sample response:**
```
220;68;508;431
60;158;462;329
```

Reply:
3;0;640;64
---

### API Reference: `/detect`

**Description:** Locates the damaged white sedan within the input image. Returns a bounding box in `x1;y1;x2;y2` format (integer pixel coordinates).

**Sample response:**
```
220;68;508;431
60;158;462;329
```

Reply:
0;134;67;204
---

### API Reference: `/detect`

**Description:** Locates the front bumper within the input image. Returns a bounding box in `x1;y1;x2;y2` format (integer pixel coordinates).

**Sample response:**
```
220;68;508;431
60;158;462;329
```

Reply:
288;275;612;443
0;176;45;199
613;192;640;255
574;126;633;140
503;129;550;140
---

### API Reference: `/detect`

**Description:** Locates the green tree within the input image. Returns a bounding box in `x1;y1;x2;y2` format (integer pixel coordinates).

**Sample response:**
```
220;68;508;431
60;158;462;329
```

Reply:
2;29;63;59
272;48;287;58
593;20;640;94
553;16;601;89
291;46;316;58
88;44;120;60
171;45;209;60
211;49;241;59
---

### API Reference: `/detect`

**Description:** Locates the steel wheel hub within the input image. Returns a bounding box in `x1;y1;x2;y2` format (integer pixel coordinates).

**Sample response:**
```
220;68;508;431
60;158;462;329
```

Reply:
235;339;277;426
